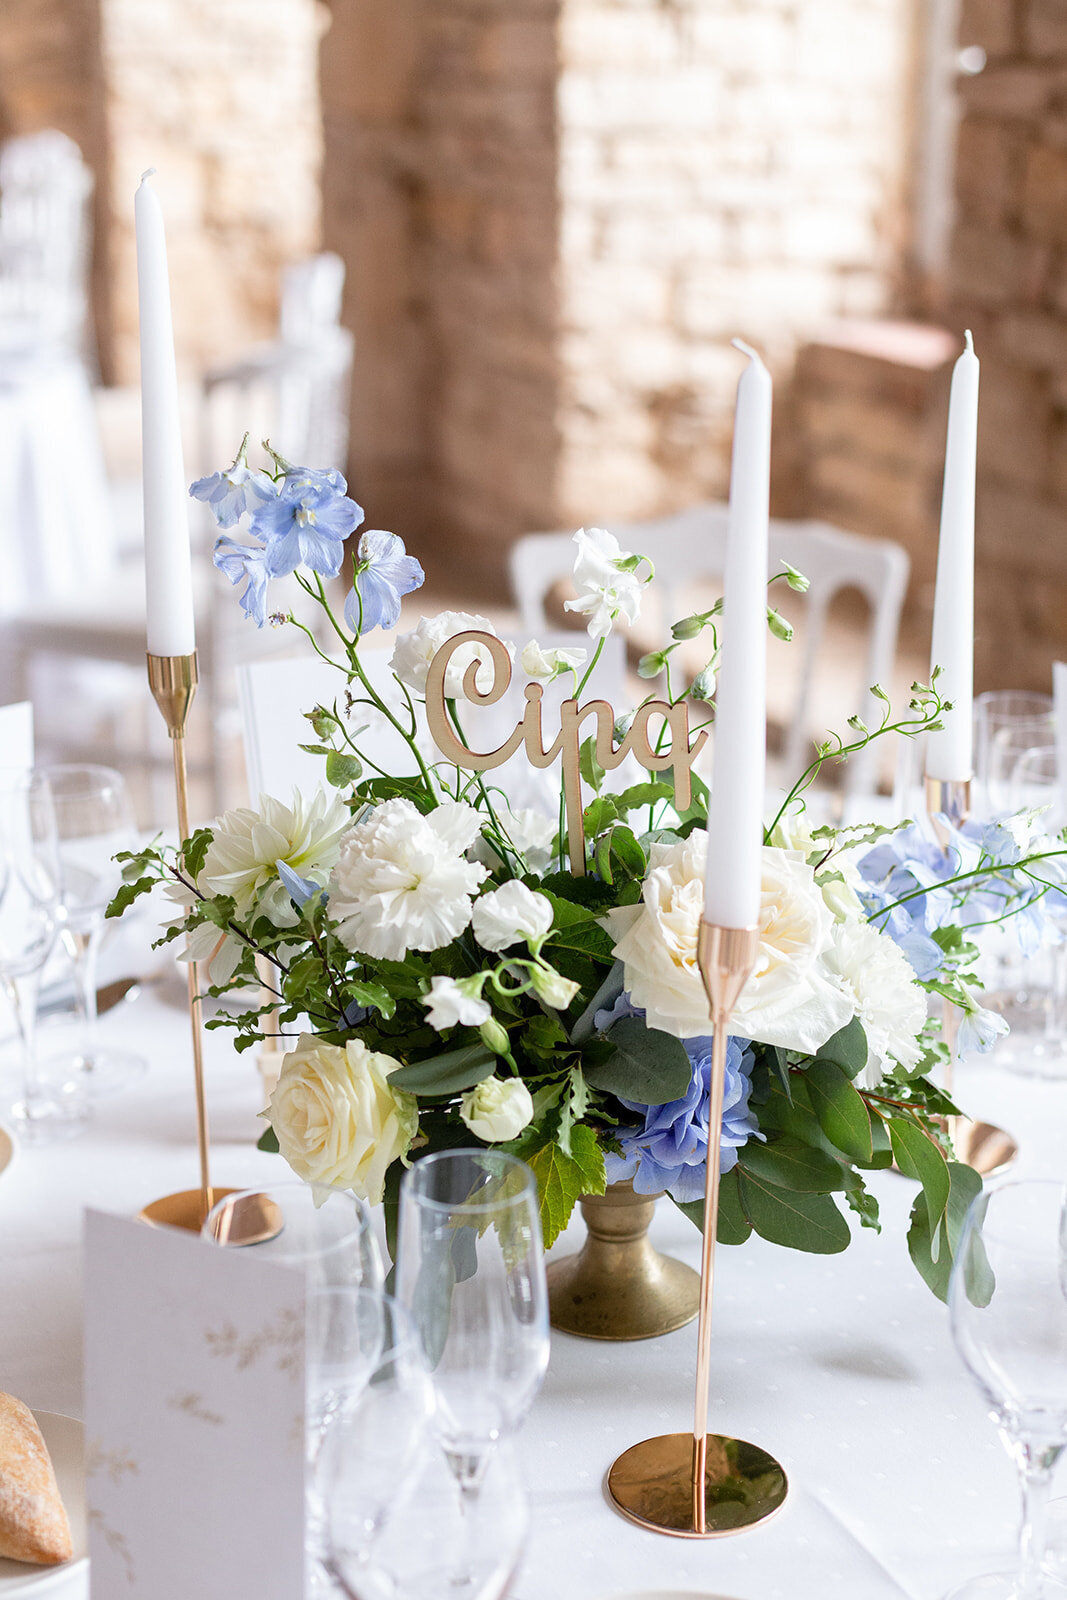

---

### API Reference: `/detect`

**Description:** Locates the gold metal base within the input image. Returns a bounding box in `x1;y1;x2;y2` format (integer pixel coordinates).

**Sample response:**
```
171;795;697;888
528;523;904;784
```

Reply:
951;1115;1017;1177
139;1188;239;1233
607;1431;788;1538
202;1190;287;1246
547;1184;700;1340
146;650;199;738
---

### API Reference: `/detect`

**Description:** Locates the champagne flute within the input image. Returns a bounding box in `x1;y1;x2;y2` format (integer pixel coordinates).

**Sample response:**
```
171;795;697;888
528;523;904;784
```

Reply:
37;764;147;1096
394;1149;547;1586
0;773;87;1142
945;1179;1067;1599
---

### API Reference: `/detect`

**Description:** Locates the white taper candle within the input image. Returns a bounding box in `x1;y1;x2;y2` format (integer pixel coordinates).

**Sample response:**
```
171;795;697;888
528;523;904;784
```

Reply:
704;341;771;928
926;330;979;783
135;170;196;657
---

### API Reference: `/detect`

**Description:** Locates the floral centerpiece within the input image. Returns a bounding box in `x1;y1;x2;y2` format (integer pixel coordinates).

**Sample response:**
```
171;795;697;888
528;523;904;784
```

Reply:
111;442;1067;1298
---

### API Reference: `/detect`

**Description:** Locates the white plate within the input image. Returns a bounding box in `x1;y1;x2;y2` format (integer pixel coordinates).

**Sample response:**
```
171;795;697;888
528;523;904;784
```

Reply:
0;1127;13;1180
0;1412;87;1593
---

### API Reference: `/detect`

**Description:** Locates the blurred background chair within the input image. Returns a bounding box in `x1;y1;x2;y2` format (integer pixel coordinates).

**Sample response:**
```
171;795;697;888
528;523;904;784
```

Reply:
509;504;910;803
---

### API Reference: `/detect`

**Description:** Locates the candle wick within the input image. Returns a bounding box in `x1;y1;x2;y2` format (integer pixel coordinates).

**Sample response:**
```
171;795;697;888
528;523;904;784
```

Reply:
963;328;975;354
140;167;157;184
731;337;764;366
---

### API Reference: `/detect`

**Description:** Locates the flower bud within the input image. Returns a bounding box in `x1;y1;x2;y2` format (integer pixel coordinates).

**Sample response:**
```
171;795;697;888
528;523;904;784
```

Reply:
479;1016;511;1056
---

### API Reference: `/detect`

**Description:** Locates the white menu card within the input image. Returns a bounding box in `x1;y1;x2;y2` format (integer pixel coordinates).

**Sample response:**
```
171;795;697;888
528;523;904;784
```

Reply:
84;1209;306;1600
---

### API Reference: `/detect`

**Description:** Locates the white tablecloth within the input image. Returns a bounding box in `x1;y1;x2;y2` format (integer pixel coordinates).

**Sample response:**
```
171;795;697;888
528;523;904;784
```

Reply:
2;975;1065;1600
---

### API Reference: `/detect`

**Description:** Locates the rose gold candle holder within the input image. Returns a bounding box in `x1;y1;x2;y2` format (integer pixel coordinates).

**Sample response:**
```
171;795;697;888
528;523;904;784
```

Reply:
139;651;235;1232
606;921;789;1537
924;774;1016;1177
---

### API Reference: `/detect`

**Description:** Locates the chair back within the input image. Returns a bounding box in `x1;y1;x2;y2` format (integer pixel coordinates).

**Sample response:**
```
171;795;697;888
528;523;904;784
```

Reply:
508;505;910;801
0;129;94;364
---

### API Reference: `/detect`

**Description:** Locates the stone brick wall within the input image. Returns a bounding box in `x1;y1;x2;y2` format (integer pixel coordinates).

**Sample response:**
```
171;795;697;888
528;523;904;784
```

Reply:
555;0;915;526
946;0;1067;690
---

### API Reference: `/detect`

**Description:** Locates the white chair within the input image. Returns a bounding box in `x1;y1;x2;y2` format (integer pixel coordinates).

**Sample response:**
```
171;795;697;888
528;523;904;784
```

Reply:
237;633;628;811
509;504;910;801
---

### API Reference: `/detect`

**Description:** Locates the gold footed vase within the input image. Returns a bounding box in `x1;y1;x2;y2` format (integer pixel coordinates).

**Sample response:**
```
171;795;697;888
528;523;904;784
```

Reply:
547;1181;701;1341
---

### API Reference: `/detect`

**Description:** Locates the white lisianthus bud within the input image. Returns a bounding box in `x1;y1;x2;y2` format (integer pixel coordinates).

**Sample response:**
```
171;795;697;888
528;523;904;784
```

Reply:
521;639;587;681
472;881;554;953
459;1076;535;1142
424;975;491;1031
528;961;580;1010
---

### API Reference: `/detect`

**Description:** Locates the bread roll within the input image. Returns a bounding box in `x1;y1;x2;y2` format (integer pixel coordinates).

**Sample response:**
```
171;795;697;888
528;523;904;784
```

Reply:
0;1393;72;1565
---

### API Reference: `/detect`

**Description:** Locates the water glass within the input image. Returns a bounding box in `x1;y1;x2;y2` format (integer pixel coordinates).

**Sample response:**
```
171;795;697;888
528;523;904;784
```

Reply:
975;691;1055;818
945;1179;1067;1598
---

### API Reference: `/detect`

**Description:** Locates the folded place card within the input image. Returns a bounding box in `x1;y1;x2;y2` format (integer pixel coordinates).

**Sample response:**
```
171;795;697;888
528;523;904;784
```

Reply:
84;1209;305;1600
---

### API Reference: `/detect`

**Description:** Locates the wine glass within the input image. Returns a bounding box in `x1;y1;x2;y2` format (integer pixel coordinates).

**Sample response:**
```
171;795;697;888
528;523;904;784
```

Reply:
202;1181;385;1598
1003;745;1067;1074
394;1148;547;1587
0;772;87;1142
945;1179;1067;1599
324;1296;526;1600
37;764;146;1096
975;692;1055;818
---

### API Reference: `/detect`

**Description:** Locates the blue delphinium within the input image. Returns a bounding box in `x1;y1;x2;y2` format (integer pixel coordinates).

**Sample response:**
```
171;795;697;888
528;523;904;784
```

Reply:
250;472;364;580
344;528;425;633
604;1031;761;1203
213;535;271;627
189;435;277;529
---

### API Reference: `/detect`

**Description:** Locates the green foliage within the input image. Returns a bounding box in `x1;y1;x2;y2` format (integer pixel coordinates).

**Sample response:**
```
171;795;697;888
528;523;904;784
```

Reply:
906;1161;983;1302
514;1124;606;1248
385;1043;497;1097
256;1123;280;1153
583;1017;692;1103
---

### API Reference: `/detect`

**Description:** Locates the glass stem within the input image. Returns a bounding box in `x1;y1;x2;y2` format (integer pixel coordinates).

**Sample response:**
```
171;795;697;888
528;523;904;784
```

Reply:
1017;1441;1059;1599
64;920;101;1067
7;970;44;1107
1047;943;1067;1043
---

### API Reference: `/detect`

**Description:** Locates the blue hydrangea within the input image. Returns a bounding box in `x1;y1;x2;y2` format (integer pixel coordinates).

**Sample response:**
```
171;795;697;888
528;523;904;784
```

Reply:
213;535;271;627
343;529;424;633
604;1030;761;1203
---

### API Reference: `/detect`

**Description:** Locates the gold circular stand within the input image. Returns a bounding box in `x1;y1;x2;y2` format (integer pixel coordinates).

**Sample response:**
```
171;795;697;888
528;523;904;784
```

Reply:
607;1431;788;1537
547;1184;700;1340
139;1188;239;1232
951;1115;1017;1178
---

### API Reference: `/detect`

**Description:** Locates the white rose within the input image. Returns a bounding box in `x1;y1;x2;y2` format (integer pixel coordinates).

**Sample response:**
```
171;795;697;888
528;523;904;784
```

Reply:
390;612;510;698
823;918;926;1088
425;975;492;1031
607;835;853;1052
563;527;649;638
472;881;554;953
459;1076;535;1142
520;639;587;681
328;798;487;960
266;1034;418;1204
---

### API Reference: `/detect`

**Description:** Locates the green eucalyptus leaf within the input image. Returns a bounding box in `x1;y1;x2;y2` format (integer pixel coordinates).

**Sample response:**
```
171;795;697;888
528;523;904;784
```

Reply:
736;1170;850;1254
812;1017;868;1080
889;1117;951;1245
256;1123;280;1154
584;1018;692;1103
739;1135;847;1194
389;1042;496;1096
804;1060;873;1164
906;1160;983;1302
674;1168;752;1245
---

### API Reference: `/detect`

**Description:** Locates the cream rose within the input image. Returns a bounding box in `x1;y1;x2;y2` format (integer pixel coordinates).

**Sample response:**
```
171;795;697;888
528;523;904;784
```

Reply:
266;1034;418;1204
607;835;853;1052
459;1076;535;1142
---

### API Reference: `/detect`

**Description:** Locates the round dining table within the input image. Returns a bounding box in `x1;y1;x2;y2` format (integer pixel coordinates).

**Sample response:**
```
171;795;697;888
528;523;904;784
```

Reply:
1;966;1064;1600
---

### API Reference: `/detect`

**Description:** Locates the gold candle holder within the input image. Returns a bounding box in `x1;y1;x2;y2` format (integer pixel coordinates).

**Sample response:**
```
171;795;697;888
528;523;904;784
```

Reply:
139;651;233;1232
606;920;789;1538
924;775;1016;1177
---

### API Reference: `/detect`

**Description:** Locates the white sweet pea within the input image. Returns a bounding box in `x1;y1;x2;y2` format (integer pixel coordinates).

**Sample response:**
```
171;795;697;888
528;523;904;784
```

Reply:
474;806;557;875
823;918;926;1089
329;798;487;960
529;961;580;1010
425;975;492;1031
459;1076;535;1142
563;527;651;638
520;638;587;681
265;1034;418;1204
607;835;853;1052
472;881;554;953
390;612;510;697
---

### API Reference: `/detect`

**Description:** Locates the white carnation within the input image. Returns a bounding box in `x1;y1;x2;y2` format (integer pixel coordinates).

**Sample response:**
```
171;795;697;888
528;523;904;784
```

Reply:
328;798;487;960
390;611;510;697
563;527;649;638
198;788;349;929
520;638;587;681
607;834;853;1052
472;881;554;953
824;919;926;1088
425;975;492;1031
459;1076;534;1142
